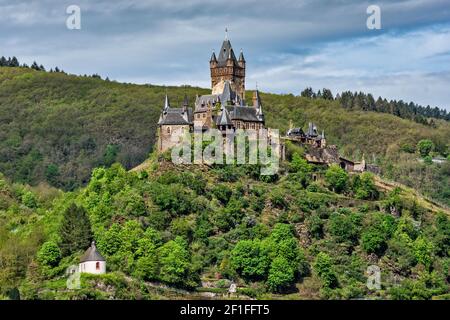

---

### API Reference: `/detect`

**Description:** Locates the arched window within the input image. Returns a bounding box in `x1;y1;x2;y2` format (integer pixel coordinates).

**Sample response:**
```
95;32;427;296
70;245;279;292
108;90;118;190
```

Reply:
96;262;100;270
167;127;171;134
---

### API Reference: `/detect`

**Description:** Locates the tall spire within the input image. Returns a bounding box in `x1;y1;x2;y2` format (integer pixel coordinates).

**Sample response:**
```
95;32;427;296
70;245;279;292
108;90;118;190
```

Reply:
183;93;189;108
225;27;229;40
164;94;170;111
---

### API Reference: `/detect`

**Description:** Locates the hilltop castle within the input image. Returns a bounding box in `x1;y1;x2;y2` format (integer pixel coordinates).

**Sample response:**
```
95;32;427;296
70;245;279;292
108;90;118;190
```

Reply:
155;34;378;174
157;35;265;152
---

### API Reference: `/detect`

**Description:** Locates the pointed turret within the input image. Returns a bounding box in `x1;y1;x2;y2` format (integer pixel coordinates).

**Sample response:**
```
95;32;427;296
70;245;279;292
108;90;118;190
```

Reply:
210;50;217;62
182;93;189;108
252;89;264;122
238;49;245;68
239;49;245;62
218;106;233;127
164;94;170;112
217;39;237;66
210;50;218;69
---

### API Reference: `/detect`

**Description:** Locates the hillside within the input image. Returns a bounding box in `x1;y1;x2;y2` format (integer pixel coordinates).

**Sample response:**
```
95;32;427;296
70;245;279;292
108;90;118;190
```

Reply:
1;153;449;300
0;67;449;205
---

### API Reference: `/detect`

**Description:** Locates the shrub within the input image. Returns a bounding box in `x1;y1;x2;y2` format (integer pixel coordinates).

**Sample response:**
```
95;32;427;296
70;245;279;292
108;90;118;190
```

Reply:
267;257;295;292
230;239;270;280
417;139;434;157
37;241;61;267
313;252;338;288
21;191;38;208
325;164;349;193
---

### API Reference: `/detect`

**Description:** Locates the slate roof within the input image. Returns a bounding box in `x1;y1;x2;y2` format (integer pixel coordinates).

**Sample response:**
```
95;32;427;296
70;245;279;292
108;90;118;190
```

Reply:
217;106;233;126
80;241;105;263
226;105;261;122
195;94;220;111
220;81;237;103
304;145;340;165
217;39;238;67
287;128;305;136
159;107;193;125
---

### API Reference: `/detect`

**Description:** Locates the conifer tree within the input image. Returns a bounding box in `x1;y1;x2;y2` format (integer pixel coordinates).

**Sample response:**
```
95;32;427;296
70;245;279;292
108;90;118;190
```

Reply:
59;203;93;256
10;57;19;67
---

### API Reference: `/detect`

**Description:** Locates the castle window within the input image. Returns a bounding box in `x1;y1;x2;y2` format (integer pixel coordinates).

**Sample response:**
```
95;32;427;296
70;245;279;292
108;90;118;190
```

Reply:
96;262;100;270
167;127;171;134
203;113;206;118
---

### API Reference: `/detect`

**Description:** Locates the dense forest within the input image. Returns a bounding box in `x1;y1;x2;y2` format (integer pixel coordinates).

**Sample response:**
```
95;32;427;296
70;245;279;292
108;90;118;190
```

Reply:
0;63;449;300
0;66;448;206
301;87;450;123
0;150;449;300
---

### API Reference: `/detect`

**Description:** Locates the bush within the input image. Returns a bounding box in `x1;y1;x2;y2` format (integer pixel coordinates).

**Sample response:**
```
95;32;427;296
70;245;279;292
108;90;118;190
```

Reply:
211;184;232;205
21;191;38;208
157;237;191;287
230;239;270;280
352;172;379;200
37;241;61;267
325;164;349;193
313;252;338;288
328;212;360;244
267;257;295;292
417;139;434;157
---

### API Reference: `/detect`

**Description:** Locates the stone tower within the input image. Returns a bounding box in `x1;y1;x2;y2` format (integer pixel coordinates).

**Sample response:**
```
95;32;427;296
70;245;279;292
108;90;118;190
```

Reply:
210;34;246;100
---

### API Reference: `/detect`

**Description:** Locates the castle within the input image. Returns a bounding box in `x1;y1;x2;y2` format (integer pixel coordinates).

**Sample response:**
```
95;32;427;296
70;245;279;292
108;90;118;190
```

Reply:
157;34;265;153
156;34;378;174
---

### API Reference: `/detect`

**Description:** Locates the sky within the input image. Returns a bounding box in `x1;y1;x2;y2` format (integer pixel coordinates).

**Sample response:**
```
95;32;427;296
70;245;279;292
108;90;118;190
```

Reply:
1;0;450;110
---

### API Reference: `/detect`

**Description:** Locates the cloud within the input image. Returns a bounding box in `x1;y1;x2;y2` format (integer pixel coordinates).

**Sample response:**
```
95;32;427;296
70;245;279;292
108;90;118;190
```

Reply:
247;24;450;109
0;0;449;109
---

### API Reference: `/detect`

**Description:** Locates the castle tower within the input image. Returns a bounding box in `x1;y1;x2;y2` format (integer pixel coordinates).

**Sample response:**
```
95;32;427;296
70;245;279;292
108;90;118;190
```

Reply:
210;31;245;100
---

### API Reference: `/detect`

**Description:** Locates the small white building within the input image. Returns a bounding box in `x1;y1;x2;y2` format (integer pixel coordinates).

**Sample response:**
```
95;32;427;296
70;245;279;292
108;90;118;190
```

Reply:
79;241;106;274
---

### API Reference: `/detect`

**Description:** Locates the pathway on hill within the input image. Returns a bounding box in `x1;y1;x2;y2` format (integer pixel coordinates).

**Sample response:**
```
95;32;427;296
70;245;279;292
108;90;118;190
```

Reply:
373;176;450;215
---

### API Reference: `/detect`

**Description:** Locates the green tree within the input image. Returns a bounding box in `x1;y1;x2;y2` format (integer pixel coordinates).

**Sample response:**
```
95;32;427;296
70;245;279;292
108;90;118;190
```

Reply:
328;212;360;244
230;239;270;280
423;155;433;165
102;144;120;167
301;87;314;98
313;252;338;288
289;153;312;188
59;203;93;256
413;236;433;269
353;172;379;200
157;237;190;286
361;228;387;255
325;164;349;193
267;257;295;292
417;139;434;157
322;88;334;100
45;164;59;186
21;191;38;208
37;241;61;267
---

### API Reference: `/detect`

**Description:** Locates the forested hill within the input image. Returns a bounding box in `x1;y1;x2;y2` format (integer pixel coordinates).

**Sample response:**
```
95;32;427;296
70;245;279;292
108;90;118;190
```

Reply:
0;66;449;204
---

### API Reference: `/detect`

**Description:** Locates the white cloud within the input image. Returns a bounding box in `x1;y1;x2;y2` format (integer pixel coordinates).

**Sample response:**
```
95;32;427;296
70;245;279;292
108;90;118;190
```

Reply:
0;0;449;109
